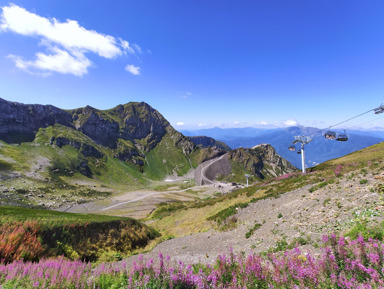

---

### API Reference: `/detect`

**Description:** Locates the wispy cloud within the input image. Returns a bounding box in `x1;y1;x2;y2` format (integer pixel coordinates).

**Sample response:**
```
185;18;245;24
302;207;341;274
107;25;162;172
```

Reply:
176;122;184;126
178;91;192;98
0;4;140;76
125;64;140;75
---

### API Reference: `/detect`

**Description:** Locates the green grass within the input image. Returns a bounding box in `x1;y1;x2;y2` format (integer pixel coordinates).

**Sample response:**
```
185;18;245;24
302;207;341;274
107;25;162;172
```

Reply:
149;202;187;220
245;222;262;238
0;205;133;227
0;205;161;262
308;179;334;193
345;220;384;241
0;159;12;170
144;134;192;180
207;202;248;226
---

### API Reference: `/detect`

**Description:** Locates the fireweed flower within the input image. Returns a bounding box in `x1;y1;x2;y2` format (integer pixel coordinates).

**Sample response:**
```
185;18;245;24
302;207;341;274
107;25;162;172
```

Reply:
1;235;384;288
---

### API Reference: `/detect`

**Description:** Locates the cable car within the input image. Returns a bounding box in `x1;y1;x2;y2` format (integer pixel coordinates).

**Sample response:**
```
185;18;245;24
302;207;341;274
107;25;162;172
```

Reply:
336;131;348;142
297;150;301;154
288;145;296;151
324;131;336;140
374;105;384;114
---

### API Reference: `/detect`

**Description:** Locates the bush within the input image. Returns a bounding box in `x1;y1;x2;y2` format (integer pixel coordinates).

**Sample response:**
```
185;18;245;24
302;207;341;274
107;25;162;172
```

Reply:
245;223;262;238
0;221;44;263
345;220;384;241
207;202;248;226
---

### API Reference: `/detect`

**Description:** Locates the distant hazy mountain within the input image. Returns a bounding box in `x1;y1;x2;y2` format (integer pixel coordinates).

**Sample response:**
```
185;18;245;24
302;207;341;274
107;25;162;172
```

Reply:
182;126;384;169
181;127;275;140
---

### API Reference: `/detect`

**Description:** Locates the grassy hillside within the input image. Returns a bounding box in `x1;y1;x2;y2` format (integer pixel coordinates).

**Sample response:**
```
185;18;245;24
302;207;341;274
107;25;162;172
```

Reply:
0;133;150;209
0;122;201;208
143;133;193;180
149;141;384;238
0;205;160;263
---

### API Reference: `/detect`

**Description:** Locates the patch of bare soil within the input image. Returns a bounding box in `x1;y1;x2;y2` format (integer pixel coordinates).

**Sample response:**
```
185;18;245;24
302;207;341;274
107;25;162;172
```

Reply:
25;156;50;180
124;169;384;266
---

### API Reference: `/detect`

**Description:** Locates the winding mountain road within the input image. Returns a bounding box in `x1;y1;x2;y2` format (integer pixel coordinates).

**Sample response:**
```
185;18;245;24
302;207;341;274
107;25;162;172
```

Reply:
194;153;231;185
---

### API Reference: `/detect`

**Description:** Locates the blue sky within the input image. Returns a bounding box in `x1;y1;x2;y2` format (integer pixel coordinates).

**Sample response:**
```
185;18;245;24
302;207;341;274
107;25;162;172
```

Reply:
1;1;384;130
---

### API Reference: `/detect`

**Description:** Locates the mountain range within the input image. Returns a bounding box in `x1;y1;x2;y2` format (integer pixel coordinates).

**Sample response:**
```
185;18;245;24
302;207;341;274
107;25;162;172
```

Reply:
182;126;384;168
0;98;295;209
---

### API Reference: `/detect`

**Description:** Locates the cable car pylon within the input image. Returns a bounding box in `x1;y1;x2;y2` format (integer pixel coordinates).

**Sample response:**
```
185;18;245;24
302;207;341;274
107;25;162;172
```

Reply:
289;136;312;174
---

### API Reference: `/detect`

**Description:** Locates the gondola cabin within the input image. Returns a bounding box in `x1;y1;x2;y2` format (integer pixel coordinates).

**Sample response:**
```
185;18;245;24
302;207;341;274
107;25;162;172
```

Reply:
324;131;336;140
336;132;348;142
288;145;296;151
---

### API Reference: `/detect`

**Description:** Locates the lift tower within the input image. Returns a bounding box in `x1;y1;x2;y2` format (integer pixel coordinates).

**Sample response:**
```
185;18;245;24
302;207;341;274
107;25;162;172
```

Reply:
289;136;312;174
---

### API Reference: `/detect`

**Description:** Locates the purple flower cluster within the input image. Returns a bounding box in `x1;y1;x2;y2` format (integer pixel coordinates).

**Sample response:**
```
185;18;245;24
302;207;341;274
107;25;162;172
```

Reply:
0;257;92;288
334;164;343;177
1;235;384;288
274;172;301;181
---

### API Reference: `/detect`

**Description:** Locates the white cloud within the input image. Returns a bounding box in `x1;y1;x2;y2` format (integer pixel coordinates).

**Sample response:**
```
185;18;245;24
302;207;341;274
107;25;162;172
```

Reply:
125;64;140;75
119;39;135;54
9;46;91;76
176;122;184;126
233;121;240;125
256;121;269;125
198;123;204;127
283;119;298;126
0;4;139;76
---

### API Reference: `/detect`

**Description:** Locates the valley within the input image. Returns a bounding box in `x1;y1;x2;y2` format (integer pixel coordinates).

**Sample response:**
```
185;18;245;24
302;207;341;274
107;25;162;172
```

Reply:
1;98;384;288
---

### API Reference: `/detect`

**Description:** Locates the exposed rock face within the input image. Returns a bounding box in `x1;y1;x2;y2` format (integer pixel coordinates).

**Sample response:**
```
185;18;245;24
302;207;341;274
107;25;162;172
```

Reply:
0;97;197;167
188;136;231;151
71;102;169;150
228;144;297;179
55;137;104;159
0;98;72;143
114;103;168;149
194;143;297;184
72;106;120;148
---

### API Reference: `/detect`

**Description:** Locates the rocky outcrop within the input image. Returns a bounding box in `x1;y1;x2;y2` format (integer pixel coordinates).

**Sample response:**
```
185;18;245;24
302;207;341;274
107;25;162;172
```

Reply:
0;98;72;143
54;137;104;159
72;106;120;148
228;144;297;179
195;143;297;184
114;102;168;150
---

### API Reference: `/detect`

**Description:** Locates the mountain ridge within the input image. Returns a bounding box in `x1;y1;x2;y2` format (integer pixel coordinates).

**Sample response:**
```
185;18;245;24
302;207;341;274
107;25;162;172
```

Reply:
0;97;296;210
